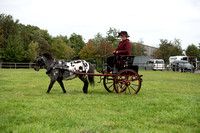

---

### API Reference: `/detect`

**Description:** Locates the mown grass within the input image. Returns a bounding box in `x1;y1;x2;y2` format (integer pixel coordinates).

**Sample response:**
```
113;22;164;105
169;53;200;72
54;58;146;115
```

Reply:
0;69;199;133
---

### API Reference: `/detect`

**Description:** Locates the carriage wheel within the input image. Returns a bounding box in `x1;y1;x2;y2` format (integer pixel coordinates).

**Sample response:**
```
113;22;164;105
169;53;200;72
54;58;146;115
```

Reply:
114;69;141;95
103;76;115;93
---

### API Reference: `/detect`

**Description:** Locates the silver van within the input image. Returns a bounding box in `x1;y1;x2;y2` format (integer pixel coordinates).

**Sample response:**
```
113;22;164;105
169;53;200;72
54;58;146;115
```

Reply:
145;59;165;71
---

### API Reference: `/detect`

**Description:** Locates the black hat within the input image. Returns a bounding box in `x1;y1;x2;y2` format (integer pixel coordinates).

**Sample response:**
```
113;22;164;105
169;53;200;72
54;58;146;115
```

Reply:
118;31;130;37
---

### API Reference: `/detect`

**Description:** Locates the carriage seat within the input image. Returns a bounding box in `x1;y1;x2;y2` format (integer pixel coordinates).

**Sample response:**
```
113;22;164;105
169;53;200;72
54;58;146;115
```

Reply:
118;56;138;73
120;56;135;66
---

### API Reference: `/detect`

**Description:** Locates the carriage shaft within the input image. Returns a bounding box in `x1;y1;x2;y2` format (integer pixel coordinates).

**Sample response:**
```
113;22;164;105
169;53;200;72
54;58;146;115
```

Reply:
71;71;116;77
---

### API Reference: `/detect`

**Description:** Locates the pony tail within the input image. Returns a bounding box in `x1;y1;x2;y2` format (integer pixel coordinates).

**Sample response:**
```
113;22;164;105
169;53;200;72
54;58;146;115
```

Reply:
88;63;95;86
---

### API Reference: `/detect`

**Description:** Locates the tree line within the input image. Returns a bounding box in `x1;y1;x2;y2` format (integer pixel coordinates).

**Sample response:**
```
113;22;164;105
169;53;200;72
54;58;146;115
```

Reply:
0;14;199;63
153;39;200;63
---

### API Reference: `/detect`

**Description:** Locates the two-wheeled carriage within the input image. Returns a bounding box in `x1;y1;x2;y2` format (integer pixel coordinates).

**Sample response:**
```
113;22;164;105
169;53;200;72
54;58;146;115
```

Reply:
73;55;143;95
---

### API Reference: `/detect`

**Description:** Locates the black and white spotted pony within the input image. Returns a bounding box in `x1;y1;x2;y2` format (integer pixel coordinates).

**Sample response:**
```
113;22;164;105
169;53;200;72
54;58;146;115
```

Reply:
34;53;94;94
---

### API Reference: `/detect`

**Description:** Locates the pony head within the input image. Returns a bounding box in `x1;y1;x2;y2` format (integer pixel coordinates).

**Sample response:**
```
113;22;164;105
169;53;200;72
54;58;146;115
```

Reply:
34;53;53;71
34;53;45;71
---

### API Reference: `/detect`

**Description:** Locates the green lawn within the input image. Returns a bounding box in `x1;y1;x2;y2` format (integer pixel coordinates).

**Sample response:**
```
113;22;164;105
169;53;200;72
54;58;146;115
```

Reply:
0;69;199;133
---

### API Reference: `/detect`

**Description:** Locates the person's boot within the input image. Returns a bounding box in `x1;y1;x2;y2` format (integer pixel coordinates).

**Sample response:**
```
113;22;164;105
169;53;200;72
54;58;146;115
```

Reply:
113;65;118;74
105;63;113;73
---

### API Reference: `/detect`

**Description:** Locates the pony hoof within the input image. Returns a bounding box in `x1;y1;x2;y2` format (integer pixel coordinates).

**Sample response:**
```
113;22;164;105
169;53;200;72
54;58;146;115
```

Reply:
63;91;66;93
46;91;50;94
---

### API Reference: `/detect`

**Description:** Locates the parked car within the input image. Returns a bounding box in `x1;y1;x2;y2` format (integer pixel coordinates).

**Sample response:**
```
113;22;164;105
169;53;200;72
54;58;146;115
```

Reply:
171;60;194;72
145;59;165;71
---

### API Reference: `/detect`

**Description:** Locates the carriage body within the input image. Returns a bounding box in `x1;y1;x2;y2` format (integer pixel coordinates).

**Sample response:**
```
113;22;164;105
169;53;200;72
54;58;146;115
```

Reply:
96;56;138;73
116;56;138;73
94;55;142;95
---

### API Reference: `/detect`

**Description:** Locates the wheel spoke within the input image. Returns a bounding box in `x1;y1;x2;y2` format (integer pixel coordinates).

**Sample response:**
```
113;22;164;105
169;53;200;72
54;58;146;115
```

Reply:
120;86;127;93
116;80;124;83
105;82;113;84
128;86;131;94
130;78;139;82
107;84;113;89
131;83;139;86
130;85;136;92
117;82;124;88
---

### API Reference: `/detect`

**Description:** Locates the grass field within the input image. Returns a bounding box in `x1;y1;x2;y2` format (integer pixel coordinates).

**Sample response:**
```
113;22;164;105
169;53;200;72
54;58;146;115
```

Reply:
0;69;199;133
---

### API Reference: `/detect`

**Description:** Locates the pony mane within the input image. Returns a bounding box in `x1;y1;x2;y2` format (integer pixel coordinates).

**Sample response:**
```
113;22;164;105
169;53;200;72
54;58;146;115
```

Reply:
41;52;54;60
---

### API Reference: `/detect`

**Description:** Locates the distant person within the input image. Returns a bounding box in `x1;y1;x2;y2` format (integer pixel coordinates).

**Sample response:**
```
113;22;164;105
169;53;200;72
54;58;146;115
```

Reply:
107;31;131;73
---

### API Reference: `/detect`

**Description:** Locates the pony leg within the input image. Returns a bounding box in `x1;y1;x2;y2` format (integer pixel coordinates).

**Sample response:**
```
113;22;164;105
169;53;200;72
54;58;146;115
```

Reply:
57;78;66;93
79;75;88;94
46;79;56;93
46;69;60;93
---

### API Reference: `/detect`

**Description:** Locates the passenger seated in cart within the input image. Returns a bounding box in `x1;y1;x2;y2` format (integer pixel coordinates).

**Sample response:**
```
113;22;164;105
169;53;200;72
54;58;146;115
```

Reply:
107;31;131;73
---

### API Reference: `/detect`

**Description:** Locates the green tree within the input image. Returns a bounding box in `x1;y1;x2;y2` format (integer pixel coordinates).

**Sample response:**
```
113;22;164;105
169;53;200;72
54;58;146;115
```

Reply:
0;14;20;49
37;37;51;53
97;40;114;57
17;25;40;52
28;28;52;44
51;38;75;60
54;35;69;45
106;27;120;48
2;35;26;62
0;26;3;47
27;41;39;62
19;25;52;52
131;41;146;56
152;48;161;59
23;25;40;42
19;25;31;50
92;32;104;47
170;39;183;56
153;39;183;63
0;14;55;62
68;33;85;55
39;29;53;45
78;40;97;62
186;44;200;60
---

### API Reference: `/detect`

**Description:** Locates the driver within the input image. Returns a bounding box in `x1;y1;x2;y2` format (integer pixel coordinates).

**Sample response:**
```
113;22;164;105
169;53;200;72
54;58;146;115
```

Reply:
107;31;131;73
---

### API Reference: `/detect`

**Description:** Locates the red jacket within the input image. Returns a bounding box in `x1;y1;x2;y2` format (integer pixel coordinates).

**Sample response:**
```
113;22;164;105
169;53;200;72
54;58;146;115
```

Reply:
116;39;131;56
